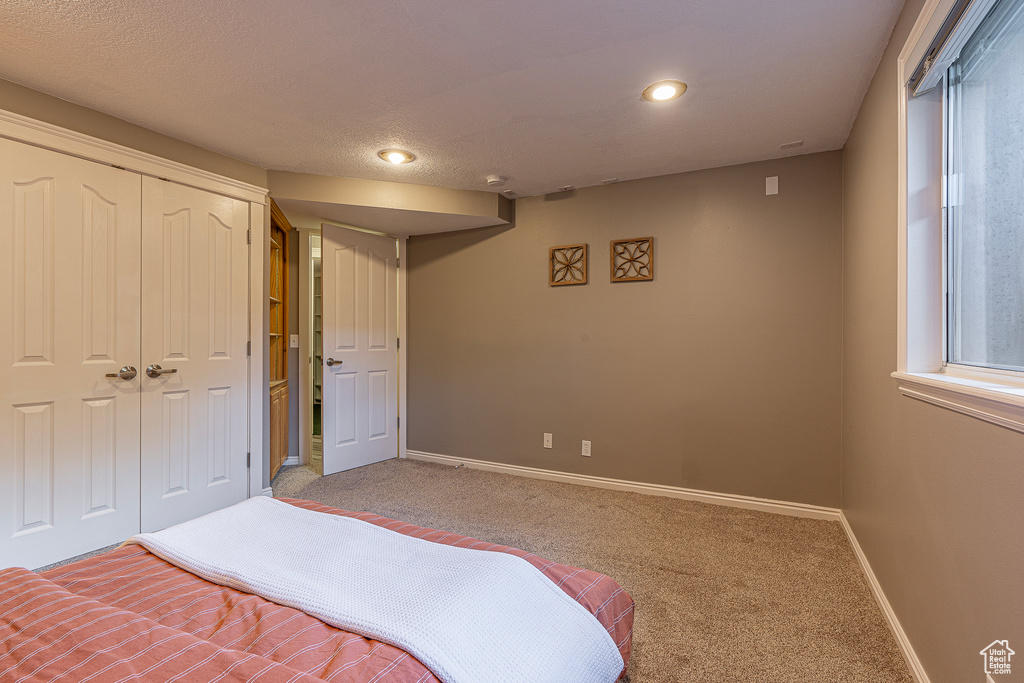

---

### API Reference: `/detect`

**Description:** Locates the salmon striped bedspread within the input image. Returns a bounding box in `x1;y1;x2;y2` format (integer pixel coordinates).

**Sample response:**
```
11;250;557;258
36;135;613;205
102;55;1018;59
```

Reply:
0;568;324;683
3;499;634;683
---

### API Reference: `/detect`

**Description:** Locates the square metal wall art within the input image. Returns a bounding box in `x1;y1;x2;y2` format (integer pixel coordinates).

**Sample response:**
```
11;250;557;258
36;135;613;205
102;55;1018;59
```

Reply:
610;237;654;282
550;243;588;286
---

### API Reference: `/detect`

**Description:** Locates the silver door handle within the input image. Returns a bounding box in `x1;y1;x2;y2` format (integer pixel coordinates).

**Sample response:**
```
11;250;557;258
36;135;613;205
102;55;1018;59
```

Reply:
146;364;178;378
105;365;138;380
325;358;342;366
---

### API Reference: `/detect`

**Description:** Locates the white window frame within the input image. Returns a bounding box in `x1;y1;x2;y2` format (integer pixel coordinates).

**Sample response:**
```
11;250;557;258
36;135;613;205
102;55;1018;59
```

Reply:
895;0;1024;433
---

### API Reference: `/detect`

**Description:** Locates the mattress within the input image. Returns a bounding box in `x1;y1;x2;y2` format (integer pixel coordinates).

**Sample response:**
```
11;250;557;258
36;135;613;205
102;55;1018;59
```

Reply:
4;498;633;682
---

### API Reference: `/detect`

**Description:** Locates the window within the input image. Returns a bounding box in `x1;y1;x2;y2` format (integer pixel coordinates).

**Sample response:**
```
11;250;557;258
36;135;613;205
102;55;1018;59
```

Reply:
946;0;1024;372
896;0;1024;433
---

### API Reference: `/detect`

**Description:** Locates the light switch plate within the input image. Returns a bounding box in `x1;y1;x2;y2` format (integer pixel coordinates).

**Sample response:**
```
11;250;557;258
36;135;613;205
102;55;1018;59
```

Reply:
766;176;779;195
290;334;299;348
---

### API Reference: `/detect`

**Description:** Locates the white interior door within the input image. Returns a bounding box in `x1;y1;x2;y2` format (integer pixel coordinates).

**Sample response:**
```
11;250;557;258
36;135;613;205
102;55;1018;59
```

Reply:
140;177;250;532
0;138;142;570
322;225;398;475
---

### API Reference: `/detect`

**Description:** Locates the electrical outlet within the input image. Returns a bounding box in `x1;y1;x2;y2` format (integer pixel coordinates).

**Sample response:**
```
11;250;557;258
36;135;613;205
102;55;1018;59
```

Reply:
543;433;553;449
582;440;591;457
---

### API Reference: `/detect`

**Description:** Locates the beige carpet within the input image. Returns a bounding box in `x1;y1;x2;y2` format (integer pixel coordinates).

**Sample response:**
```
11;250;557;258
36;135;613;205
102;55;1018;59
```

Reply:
33;542;121;573
272;458;912;683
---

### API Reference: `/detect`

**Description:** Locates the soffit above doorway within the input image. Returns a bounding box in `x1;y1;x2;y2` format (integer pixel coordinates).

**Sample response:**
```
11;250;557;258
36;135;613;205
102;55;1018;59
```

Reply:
268;171;511;235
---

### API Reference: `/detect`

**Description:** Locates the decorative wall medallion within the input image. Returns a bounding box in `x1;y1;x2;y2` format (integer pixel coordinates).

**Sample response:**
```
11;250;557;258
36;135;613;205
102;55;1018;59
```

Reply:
610;237;654;282
550;244;588;286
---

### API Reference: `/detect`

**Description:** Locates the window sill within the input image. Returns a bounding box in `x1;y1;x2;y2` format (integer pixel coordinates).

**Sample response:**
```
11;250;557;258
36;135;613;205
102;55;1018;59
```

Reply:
892;371;1024;434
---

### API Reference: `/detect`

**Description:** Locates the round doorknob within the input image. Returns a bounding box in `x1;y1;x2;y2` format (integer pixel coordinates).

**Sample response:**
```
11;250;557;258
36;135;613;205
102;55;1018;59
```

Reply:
325;358;342;367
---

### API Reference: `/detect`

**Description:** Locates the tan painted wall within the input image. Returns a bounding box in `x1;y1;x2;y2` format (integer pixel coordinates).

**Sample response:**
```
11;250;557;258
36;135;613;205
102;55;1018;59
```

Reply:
408;152;843;507
0;78;267;187
842;1;1024;680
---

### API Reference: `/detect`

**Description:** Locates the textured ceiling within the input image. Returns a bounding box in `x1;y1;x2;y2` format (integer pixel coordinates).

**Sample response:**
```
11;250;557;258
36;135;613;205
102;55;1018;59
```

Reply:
0;0;904;197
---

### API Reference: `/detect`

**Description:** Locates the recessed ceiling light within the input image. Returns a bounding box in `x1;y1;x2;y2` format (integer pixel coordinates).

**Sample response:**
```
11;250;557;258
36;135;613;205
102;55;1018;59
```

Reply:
378;149;415;164
641;79;687;102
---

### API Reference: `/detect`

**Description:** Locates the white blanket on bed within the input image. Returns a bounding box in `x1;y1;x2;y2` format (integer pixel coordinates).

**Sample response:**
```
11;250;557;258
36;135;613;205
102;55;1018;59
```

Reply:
127;497;623;683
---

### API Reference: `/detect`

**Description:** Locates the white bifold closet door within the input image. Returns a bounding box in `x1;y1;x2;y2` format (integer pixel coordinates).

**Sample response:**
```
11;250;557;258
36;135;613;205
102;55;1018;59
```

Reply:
139;177;250;533
0;141;251;570
0;138;143;570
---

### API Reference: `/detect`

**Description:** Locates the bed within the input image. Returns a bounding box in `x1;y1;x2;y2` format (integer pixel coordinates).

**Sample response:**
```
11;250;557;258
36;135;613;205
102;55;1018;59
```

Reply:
1;498;634;682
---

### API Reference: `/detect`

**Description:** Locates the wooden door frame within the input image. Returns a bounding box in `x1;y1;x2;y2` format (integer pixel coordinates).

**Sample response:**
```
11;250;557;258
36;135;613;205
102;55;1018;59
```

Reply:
295;222;407;470
0;107;270;503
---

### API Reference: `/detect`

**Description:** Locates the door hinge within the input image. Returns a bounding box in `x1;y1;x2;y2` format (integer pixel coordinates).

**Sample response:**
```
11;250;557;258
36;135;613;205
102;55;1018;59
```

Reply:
247;452;251;468
111;164;126;170
396;257;400;268
247;229;252;244
247;340;251;356
397;337;400;349
397;416;400;429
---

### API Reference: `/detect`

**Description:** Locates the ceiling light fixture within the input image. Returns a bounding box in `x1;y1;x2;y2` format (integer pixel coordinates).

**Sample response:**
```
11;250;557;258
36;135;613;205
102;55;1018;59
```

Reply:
641;79;687;102
378;149;415;164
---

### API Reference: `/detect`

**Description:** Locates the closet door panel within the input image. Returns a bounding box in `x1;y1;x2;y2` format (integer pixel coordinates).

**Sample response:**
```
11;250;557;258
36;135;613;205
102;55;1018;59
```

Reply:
140;178;249;532
0;138;142;570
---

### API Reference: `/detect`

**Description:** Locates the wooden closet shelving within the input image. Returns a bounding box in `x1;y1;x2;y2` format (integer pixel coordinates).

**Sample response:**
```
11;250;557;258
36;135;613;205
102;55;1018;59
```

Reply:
269;199;292;480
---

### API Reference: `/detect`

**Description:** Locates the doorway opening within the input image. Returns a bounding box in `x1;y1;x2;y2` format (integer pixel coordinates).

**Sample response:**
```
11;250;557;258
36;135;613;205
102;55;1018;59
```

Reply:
310;234;322;474
289;224;401;489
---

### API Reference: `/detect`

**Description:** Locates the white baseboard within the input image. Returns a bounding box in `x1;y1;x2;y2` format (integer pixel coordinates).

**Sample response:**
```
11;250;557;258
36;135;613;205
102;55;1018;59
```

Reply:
404;450;841;520
839;514;930;683
284;455;299;467
404;449;928;681
261;487;274;497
